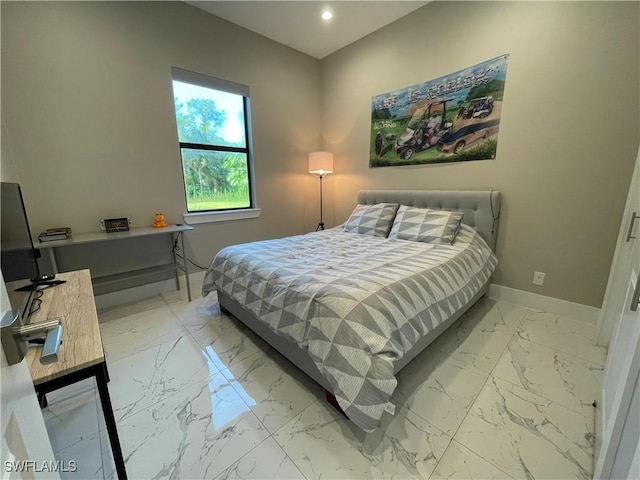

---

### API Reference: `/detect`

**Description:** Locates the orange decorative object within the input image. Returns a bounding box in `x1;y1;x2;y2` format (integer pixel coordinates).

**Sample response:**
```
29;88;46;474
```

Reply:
153;213;168;228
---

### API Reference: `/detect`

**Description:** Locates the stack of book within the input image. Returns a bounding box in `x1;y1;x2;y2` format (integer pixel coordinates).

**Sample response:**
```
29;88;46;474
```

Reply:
38;227;72;242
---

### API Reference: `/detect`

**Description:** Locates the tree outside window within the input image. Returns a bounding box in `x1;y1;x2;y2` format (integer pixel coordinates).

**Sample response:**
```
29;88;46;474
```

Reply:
171;69;254;212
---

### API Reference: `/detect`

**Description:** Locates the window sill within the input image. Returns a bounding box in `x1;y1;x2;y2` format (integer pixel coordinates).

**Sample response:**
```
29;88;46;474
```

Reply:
183;208;261;225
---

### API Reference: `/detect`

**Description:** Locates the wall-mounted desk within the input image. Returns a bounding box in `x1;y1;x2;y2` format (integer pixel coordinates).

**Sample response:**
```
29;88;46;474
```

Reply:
37;225;194;301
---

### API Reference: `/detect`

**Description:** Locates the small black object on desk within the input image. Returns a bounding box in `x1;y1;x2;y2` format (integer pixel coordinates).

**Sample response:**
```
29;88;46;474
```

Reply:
14;279;67;292
31;274;56;282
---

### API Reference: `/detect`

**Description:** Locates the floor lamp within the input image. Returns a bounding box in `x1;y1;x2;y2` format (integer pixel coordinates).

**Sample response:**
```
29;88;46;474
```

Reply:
309;151;334;231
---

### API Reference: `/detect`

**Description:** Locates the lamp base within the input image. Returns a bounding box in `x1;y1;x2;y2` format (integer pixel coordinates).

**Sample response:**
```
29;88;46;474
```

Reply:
315;223;325;232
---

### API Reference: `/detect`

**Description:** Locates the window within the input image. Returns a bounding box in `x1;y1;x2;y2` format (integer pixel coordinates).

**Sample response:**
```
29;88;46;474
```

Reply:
171;67;255;214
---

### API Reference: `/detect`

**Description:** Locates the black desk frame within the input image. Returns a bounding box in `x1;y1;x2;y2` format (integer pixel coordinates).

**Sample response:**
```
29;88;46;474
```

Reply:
36;360;127;480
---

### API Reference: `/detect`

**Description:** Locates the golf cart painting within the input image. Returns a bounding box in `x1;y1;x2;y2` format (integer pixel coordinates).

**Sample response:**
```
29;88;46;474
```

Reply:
370;54;509;168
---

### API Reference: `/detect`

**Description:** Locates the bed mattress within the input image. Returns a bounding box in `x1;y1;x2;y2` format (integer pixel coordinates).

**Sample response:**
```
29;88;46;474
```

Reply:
202;224;497;431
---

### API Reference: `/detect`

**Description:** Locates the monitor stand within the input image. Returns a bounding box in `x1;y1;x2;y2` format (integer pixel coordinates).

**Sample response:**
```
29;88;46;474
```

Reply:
14;279;66;292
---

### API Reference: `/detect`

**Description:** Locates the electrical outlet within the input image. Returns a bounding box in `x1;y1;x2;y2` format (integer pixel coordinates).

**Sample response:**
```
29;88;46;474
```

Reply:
533;271;545;286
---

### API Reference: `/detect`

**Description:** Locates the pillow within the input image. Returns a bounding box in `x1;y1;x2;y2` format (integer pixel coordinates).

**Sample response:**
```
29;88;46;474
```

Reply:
343;203;399;237
388;206;464;244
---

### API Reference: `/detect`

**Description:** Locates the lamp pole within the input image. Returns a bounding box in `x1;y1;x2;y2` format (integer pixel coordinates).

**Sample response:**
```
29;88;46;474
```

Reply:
316;174;325;231
308;151;333;232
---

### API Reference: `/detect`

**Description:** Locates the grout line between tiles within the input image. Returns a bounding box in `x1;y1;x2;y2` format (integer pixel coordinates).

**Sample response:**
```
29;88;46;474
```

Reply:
99;321;191;365
489;333;601;420
46;382;102;457
514;326;607;367
426;432;456;480
93;378;109;480
445;306;598;478
395;301;530;439
429;307;532;479
489;370;598;422
108;341;217;427
269;398;324;479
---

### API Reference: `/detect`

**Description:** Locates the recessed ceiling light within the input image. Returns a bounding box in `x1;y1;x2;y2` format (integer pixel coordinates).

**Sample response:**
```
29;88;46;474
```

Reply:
321;10;333;21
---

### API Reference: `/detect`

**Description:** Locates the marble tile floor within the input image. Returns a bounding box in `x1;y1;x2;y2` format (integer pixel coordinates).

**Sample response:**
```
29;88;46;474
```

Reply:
43;290;606;479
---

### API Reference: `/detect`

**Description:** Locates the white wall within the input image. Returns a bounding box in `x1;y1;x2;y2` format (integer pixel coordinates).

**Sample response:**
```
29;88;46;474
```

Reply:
1;116;19;183
319;1;639;307
2;1;639;308
1;1;323;274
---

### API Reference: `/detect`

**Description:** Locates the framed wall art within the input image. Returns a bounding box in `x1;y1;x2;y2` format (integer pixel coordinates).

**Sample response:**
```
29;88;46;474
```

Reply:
370;54;509;168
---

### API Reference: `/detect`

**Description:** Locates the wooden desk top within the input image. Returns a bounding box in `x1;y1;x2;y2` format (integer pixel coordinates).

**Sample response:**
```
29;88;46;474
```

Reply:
8;270;104;385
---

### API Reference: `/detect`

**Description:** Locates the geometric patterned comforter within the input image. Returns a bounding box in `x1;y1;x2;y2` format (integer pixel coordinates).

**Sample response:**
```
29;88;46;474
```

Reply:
202;224;497;432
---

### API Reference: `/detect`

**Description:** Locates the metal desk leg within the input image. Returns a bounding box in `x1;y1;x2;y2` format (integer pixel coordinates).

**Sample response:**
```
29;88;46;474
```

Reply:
95;363;127;480
171;233;180;292
180;231;192;302
103;361;111;383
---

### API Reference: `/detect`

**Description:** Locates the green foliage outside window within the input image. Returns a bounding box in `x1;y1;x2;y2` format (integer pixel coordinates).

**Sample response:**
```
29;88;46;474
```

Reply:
172;80;251;212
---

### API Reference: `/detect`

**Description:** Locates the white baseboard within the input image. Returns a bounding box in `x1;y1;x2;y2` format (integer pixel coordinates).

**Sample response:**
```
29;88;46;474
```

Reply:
489;283;600;325
94;270;206;310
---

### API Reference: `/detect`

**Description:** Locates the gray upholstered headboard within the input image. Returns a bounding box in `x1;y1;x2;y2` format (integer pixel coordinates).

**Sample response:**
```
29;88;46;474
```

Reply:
357;190;501;251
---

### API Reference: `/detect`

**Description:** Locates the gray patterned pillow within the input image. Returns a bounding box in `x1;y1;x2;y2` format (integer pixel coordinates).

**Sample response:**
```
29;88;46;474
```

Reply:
389;206;464;244
344;203;399;237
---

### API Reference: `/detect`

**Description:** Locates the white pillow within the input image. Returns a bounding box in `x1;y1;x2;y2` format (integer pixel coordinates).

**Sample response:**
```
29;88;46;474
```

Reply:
343;203;399;237
389;206;464;244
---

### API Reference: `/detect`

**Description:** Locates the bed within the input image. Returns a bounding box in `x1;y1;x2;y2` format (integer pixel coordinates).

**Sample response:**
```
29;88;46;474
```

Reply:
202;190;501;432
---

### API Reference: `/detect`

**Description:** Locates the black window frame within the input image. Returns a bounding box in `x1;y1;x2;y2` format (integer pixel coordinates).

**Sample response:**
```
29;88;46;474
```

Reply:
171;67;255;213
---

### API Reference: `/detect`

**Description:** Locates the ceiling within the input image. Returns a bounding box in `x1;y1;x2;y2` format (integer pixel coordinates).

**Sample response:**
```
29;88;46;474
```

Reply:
186;1;430;59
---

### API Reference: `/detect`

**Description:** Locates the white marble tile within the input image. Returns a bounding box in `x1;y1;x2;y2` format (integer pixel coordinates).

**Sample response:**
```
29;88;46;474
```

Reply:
55;429;112;480
44;377;97;406
43;292;603;480
465;299;528;335
99;305;188;362
160;286;196;306
492;337;602;418
115;373;270;479
97;425;116;480
430;439;512;479
178;301;269;370
393;348;488;436
44;379;100;454
160;271;207;306
168;290;220;329
454;376;594;480
274;400;451;479
107;334;217;423
221;349;323;434
216;437;305;480
170;292;269;369
517;311;607;365
429;310;514;374
97;295;168;323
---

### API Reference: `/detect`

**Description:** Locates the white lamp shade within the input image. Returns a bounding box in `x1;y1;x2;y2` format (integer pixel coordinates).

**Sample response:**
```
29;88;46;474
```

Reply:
308;151;334;176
